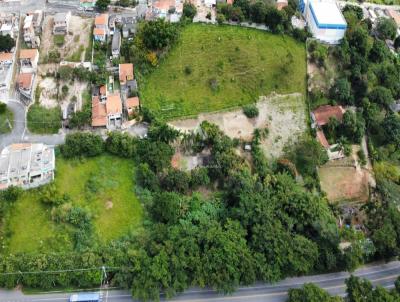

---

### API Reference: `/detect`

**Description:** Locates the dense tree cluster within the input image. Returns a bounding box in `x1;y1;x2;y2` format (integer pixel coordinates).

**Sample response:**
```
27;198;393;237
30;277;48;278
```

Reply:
0;35;15;52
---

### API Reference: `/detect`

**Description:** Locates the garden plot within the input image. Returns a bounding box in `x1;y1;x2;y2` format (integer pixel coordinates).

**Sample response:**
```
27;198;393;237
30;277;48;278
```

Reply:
170;93;307;159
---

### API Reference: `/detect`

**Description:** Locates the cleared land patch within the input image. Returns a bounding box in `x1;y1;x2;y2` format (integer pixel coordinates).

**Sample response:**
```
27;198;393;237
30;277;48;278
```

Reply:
4;155;142;253
170;93;307;158
140;24;306;120
318;146;372;203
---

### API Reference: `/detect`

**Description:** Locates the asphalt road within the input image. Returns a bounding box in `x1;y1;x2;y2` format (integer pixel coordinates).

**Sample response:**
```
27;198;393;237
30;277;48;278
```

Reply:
0;261;399;302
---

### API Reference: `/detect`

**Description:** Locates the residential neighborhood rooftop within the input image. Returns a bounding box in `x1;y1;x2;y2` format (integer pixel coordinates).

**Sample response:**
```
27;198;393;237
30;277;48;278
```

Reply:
17;73;34;89
0;52;12;62
95;13;108;25
313;105;345;126
119;63;134;82
19;48;38;60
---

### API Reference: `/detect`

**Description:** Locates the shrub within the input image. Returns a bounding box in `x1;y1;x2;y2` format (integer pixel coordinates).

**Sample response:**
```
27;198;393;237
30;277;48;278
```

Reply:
0;103;6;114
61;132;104;158
243;104;259;118
105;131;137;158
182;2;197;20
0;186;22;203
184;65;192;75
190;167;210;188
358;149;366;166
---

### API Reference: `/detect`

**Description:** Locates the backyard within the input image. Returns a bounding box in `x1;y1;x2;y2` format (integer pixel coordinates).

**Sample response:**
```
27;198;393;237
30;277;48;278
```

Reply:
3;155;143;253
140;24;306;120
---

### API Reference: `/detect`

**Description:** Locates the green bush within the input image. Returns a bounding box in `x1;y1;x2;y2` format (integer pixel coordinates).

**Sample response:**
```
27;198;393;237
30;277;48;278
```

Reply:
54;35;65;47
61;132;104;158
243;104;259;118
0;103;6;114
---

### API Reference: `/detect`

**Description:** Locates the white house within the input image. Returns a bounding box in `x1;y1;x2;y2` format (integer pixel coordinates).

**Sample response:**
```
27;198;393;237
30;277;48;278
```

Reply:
0;143;55;190
300;0;347;44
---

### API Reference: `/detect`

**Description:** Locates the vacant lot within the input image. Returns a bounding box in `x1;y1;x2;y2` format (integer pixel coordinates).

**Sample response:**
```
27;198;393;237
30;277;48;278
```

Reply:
141;24;306;120
41;15;92;63
27;104;61;134
318;146;372;203
5;155;142;253
0;106;13;134
170;93;307;158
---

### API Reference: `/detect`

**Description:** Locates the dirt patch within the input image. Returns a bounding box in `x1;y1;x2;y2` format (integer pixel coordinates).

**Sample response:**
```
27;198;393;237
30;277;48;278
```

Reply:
40;15;92;63
38;77;58;108
319;166;370;203
170;93;307;159
106;201;113;209
318;146;374;203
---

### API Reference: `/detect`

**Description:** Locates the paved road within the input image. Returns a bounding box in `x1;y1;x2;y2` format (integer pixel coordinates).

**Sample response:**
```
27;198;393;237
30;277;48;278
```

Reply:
0;261;399;302
0;99;149;152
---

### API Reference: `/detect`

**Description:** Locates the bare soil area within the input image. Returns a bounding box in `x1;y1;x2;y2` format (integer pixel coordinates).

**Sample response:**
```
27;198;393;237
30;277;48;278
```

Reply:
40;15;92;63
36;76;86;113
170;93;307;159
319;146;374;203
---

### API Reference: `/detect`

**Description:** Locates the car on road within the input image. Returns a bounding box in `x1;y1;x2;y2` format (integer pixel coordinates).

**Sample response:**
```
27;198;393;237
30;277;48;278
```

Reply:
69;292;101;302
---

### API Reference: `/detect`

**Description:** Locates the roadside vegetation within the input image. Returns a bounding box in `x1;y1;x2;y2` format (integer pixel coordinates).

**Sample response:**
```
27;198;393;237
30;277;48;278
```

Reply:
139;23;306;120
288;275;400;301
0;103;13;134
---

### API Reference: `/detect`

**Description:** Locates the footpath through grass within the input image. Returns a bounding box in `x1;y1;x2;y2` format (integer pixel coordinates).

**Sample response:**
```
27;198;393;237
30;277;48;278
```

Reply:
140;24;306;120
5;155;142;253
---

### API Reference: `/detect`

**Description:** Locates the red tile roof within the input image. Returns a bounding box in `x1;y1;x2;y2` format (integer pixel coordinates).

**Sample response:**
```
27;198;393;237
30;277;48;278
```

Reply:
313;105;345;126
20;49;38;61
95;14;108;26
119;63;134;83
17;73;34;89
93;28;106;36
92;96;107;127
317;130;330;148
0;52;12;62
126;97;139;109
106;93;122;115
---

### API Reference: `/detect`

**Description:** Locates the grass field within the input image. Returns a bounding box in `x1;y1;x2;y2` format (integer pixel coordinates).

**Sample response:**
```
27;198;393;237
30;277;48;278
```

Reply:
0;107;14;134
27;104;61;134
5;155;142;253
140;24;306;120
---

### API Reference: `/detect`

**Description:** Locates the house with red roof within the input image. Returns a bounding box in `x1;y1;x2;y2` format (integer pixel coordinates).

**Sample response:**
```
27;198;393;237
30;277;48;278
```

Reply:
94;14;109;42
312;105;346;160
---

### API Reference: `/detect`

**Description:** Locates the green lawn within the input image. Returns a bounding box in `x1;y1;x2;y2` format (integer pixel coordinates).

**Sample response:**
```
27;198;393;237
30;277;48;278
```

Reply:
27;104;62;134
5;155;142;253
140;24;306;120
0;107;14;134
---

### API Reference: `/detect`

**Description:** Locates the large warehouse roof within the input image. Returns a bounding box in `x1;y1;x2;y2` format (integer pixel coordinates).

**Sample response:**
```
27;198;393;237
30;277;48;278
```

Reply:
309;0;347;29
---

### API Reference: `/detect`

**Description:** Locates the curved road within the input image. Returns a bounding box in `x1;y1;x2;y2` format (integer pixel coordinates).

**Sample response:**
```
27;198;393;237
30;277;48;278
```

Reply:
0;100;66;151
0;261;399;302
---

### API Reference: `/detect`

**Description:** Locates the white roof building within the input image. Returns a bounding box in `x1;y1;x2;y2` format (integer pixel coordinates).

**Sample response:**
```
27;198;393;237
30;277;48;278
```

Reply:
0;143;55;190
300;0;347;44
